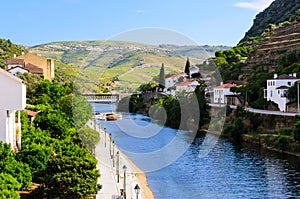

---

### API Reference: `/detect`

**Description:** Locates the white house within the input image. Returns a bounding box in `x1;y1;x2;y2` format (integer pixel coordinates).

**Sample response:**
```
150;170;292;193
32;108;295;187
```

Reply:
264;73;300;112
213;83;237;104
176;79;199;93
165;72;187;88
189;66;199;76
7;66;29;76
0;68;26;151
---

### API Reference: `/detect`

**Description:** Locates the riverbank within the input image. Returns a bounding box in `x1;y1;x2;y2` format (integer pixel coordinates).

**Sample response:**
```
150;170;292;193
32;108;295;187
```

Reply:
241;134;300;157
89;120;155;199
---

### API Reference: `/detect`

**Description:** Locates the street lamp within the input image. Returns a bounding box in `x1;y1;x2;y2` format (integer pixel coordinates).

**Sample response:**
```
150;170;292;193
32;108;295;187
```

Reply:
112;140;115;167
109;133;112;157
123;165;127;199
134;184;140;199
116;151;119;183
297;81;299;113
104;128;106;147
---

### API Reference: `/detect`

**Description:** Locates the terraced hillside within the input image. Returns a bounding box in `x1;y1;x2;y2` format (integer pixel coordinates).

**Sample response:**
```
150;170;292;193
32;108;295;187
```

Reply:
243;22;300;73
30;40;229;92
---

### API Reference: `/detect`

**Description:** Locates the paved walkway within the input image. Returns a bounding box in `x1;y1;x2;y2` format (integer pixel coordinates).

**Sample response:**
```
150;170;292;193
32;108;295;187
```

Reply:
209;103;299;116
88;121;143;199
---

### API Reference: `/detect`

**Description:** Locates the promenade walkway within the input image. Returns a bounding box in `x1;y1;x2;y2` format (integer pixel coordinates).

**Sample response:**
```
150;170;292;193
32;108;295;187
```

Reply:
88;121;146;199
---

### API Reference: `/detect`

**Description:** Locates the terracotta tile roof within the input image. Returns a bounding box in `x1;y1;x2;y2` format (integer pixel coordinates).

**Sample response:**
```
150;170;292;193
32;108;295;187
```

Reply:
167;72;186;80
6;59;24;65
25;63;43;74
23;109;39;117
215;83;236;89
176;80;197;86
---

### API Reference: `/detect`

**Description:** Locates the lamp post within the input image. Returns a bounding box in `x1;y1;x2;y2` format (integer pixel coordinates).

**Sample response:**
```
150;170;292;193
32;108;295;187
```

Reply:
116;151;119;183
104;128;106;147
112;140;115;167
297;80;300;113
123;165;127;199
134;184;140;199
109;133;112;157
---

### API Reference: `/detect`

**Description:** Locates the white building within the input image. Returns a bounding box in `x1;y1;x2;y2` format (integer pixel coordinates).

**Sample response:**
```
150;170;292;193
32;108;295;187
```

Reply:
264;73;300;112
176;79;199;93
213;83;237;104
0;69;26;150
189;66;199;76
165;72;187;88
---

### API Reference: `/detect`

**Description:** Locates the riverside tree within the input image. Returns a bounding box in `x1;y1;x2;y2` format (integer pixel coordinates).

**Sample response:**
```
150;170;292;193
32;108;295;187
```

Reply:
17;73;101;198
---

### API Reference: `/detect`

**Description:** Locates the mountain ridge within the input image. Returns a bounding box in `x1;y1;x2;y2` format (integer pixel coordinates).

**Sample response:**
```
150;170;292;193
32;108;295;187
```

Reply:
241;0;300;42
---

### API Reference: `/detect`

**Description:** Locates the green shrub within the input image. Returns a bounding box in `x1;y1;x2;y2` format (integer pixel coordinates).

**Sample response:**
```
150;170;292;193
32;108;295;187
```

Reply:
0;173;21;199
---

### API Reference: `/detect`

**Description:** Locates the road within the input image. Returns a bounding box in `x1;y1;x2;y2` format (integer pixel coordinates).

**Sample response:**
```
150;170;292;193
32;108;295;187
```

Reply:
209;103;299;117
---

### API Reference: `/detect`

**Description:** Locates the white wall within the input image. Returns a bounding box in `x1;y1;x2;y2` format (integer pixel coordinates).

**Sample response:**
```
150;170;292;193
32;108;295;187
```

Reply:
266;79;299;111
0;70;26;149
213;88;234;103
8;67;28;76
7;64;23;70
0;72;26;110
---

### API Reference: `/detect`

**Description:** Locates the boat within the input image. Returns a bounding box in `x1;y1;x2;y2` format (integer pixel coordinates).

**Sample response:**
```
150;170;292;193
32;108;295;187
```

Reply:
106;113;118;121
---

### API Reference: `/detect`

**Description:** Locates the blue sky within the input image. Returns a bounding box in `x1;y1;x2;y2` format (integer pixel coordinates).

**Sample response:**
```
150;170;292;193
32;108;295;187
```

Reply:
0;0;274;46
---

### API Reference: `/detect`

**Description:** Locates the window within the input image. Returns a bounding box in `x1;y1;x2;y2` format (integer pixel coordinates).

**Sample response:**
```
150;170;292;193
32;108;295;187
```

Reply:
288;82;291;86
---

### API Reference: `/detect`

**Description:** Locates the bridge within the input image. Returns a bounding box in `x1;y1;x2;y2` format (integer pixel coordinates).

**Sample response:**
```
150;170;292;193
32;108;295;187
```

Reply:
82;93;120;104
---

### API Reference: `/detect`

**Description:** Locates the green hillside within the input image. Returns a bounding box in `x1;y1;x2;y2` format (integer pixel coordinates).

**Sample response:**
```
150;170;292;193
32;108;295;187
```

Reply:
29;40;229;92
241;0;300;42
0;39;26;69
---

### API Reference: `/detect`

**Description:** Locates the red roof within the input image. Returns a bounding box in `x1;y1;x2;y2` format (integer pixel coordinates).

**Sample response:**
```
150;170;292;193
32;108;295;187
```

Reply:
23;109;39;117
176;80;197;86
6;58;24;65
167;72;186;80
25;63;44;74
215;83;236;89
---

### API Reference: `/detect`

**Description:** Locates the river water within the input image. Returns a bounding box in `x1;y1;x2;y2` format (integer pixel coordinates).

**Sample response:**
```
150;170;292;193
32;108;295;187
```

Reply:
93;103;300;199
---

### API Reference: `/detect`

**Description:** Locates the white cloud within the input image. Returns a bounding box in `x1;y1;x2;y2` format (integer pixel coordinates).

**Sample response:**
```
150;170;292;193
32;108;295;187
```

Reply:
234;0;275;11
136;10;145;14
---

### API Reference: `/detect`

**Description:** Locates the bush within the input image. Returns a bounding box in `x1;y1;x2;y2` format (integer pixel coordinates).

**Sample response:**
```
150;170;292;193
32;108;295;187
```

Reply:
275;136;289;151
0;173;21;199
0;142;32;190
279;128;293;136
293;120;300;142
78;126;100;153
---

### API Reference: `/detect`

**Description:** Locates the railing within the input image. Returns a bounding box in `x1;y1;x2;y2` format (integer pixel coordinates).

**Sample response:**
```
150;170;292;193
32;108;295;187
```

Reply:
82;93;120;103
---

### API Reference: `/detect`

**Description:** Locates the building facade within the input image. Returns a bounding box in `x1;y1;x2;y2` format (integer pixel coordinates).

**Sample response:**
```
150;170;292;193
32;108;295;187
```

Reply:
0;69;26;150
6;52;54;80
213;83;238;104
264;74;300;112
176;79;199;93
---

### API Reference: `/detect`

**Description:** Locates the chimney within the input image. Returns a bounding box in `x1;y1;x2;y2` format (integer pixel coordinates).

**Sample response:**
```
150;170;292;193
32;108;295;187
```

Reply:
274;74;278;79
13;54;16;58
293;73;297;77
220;81;223;86
21;51;24;55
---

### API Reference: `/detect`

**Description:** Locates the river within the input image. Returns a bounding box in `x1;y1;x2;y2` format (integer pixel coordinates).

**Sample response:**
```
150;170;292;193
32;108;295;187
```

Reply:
93;103;300;198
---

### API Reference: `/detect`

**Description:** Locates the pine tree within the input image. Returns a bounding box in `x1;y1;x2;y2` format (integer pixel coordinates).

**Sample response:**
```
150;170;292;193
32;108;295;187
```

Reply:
184;57;191;77
159;63;165;88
